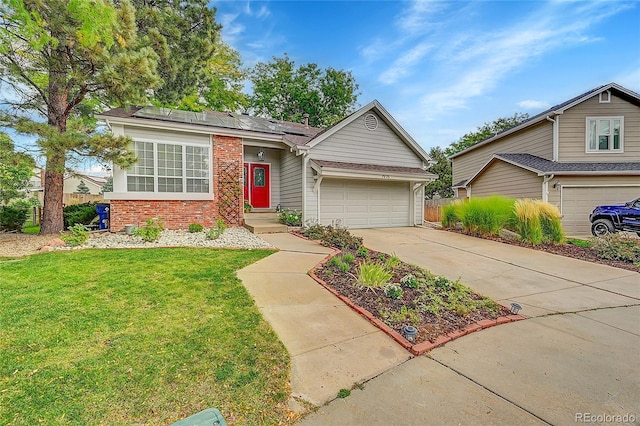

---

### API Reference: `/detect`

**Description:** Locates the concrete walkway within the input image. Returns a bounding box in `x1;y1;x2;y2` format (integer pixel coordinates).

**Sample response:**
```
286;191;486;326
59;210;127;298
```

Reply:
237;233;410;410
299;227;639;425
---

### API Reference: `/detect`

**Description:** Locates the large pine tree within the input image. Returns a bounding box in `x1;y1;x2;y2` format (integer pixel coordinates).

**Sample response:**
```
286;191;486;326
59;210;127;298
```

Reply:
0;0;159;233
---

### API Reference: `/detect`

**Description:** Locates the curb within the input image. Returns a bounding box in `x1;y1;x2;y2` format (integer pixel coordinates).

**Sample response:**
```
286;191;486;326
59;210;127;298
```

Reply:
308;249;528;356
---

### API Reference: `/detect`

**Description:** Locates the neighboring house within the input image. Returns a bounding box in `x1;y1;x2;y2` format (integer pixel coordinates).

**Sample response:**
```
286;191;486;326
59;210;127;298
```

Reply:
451;83;640;236
97;101;436;231
63;174;107;195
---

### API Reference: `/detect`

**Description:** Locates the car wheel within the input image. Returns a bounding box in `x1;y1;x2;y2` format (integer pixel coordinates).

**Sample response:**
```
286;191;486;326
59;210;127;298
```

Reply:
591;219;614;237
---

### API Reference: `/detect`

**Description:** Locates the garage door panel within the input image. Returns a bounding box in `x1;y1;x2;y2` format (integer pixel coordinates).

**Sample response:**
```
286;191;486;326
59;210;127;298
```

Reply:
562;186;640;236
320;179;411;229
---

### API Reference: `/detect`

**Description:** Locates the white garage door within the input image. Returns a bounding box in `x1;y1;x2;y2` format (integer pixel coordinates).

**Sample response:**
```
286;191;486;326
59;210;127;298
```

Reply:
320;179;411;229
562;186;640;236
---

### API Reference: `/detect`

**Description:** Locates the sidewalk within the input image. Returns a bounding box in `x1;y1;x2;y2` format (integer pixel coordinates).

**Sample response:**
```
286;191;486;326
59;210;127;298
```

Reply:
237;233;410;410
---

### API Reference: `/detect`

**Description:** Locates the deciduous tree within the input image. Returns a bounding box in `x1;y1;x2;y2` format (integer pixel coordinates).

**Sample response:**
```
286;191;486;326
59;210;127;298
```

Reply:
424;146;453;199
249;55;360;127
0;133;35;204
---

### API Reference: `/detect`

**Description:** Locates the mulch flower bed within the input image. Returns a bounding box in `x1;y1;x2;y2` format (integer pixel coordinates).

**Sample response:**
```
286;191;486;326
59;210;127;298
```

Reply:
310;247;516;352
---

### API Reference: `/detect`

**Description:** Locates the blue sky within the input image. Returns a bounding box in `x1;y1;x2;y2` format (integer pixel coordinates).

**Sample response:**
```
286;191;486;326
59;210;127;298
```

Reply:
213;0;640;151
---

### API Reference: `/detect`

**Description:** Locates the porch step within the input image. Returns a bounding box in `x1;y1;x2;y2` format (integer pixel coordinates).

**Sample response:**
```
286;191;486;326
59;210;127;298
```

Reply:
244;222;288;234
243;212;287;234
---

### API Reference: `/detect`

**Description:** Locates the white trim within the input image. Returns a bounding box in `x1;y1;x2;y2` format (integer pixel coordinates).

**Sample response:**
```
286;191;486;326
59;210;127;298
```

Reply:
585;116;624;153
599;90;611;103
120;137;213;199
542;174;554;202
104;192;212;201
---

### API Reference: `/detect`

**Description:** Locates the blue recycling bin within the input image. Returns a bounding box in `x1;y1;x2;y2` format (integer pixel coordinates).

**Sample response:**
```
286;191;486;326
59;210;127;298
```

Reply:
95;203;110;230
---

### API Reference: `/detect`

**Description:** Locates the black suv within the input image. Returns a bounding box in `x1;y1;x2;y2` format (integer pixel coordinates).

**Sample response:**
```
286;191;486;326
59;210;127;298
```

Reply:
589;197;640;237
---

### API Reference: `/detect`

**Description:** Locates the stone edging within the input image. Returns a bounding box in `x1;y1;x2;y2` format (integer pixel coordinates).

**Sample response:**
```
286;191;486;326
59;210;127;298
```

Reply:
305;242;527;356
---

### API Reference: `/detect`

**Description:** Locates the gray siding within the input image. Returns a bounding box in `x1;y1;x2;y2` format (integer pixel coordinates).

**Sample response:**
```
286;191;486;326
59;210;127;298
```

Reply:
244;146;281;208
310;112;423;167
558;94;640;162
452;121;553;185
414;185;424;225
470;160;542;199
279;149;303;211
305;160;318;223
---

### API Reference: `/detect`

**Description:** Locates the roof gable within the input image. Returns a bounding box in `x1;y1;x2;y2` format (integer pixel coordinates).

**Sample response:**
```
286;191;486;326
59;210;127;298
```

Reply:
306;100;432;164
451;83;640;159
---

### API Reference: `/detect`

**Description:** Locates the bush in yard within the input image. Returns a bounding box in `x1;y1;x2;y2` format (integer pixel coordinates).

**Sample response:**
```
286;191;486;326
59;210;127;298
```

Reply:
0;205;28;231
591;234;640;263
441;200;463;228
61;223;89;247
461;196;516;235
385;284;404;299
206;218;228;240
355;259;392;291
401;274;419;289
278;209;302;226
63;202;98;228
513;199;564;245
188;223;203;233
320;223;363;249
303;222;325;240
133;218;164;242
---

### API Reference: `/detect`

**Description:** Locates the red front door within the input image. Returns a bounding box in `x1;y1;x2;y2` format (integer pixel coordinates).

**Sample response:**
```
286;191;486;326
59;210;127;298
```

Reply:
246;163;270;208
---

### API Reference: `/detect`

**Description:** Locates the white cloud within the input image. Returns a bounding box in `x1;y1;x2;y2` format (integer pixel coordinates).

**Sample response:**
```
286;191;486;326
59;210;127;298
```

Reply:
379;42;433;84
518;100;551;110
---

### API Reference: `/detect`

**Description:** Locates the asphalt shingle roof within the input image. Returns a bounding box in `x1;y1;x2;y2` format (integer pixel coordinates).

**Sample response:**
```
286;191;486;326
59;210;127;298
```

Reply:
495;153;640;174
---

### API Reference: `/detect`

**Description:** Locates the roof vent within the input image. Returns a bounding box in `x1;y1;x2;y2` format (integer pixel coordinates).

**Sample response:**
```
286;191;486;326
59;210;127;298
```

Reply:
364;113;378;131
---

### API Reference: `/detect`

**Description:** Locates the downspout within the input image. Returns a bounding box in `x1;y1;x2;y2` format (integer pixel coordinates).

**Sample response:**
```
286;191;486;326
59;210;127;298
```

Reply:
546;115;559;161
542;174;554;202
412;182;425;226
297;148;310;224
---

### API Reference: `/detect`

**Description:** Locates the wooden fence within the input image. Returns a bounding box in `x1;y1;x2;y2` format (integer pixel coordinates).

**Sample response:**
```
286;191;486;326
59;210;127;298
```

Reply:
424;198;456;223
63;193;104;205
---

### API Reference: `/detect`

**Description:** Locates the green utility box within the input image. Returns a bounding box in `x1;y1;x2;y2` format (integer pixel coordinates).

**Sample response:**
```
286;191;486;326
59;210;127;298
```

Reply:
171;408;227;426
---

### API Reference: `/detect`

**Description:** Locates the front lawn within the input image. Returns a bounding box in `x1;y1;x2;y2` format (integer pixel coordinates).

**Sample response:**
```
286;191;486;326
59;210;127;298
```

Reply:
0;248;291;425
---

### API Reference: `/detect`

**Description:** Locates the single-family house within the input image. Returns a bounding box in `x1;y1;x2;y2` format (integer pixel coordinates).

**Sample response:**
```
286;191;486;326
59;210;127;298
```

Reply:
451;83;640;236
97;101;436;232
63;173;107;195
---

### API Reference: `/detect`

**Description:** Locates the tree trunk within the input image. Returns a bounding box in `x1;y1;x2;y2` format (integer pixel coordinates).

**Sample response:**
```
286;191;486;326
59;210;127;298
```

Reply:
40;154;65;234
40;40;68;235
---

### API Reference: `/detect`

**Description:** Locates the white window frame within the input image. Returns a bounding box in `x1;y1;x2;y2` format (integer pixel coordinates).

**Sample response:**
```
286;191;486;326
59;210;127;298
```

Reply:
585;116;624;154
124;137;213;200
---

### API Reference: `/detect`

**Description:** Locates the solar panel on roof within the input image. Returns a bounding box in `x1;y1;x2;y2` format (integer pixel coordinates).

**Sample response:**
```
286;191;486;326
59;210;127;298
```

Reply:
132;106;308;136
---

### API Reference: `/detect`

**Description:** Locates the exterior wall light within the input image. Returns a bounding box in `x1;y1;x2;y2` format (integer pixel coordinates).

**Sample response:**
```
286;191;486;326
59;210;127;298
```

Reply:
257;149;265;161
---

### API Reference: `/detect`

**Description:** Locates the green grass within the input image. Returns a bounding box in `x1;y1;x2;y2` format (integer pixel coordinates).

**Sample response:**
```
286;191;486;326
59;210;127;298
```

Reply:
0;248;291;425
21;224;40;234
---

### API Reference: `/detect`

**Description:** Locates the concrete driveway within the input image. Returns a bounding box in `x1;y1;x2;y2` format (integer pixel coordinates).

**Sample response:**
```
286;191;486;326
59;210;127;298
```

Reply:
299;227;639;425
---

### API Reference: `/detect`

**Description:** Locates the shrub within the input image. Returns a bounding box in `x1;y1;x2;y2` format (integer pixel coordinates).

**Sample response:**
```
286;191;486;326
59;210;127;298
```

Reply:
356;246;369;257
278;209;302;226
385;253;401;269
384;284;404;299
63;202;98;228
433;275;451;289
60;223;89;247
206;218;227;240
342;253;355;264
591;234;640;263
355;260;392;291
461;196;515;235
0;205;28;231
320;224;363;249
513;199;564;245
441;200;462;228
303;223;325;240
188;223;204;233
133;218;164;242
401;274;419;289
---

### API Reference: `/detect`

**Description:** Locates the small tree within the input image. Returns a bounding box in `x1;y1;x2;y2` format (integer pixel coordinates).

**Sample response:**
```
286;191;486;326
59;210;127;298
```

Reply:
0;133;35;204
425;147;453;199
76;180;90;194
101;177;113;194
